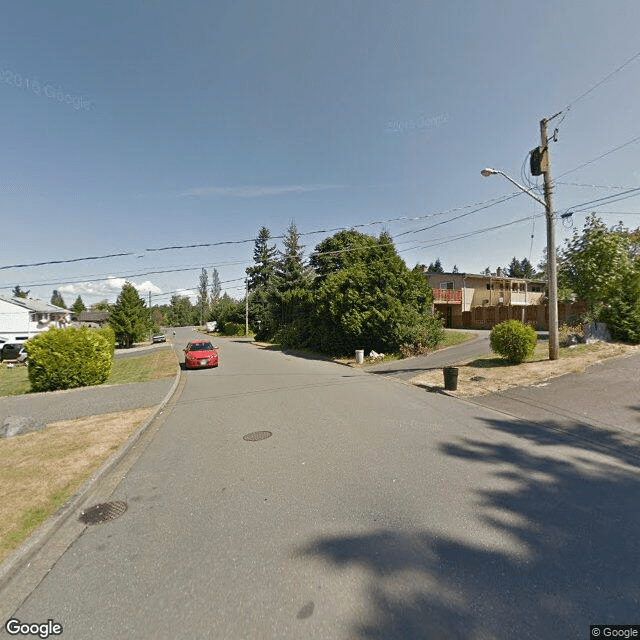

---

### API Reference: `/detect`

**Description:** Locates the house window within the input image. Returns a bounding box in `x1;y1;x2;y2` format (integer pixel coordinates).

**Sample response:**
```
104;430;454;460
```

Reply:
486;284;491;290
440;282;454;290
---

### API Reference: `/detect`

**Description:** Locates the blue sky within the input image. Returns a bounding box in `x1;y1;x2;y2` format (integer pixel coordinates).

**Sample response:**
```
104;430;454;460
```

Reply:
2;1;640;306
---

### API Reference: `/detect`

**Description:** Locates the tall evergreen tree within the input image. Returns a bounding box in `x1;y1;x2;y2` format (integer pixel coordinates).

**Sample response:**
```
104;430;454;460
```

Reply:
108;282;150;347
274;221;309;290
520;257;535;278
425;258;444;273
71;296;87;315
210;268;222;305
507;257;524;277
246;226;277;291
196;268;209;325
51;290;66;308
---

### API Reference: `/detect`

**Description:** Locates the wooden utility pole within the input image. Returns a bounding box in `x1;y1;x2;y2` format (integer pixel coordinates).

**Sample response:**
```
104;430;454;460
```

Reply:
245;279;249;336
540;117;559;360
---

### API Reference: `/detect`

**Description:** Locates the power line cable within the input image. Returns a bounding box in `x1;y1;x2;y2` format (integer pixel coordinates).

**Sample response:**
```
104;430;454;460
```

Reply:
554;132;640;181
0;194;521;271
564;48;640;111
0;251;135;271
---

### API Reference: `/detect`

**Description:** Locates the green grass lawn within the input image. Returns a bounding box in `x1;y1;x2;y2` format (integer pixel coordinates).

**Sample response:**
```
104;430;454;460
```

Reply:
0;349;178;397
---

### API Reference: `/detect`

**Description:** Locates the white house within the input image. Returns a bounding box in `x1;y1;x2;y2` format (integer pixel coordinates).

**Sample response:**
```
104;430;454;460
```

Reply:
0;295;71;344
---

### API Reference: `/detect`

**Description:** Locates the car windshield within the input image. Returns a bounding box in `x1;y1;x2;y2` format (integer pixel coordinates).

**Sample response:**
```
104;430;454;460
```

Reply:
189;343;213;352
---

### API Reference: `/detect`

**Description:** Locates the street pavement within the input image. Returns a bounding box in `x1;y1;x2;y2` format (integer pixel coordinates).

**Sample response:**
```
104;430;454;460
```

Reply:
3;328;640;639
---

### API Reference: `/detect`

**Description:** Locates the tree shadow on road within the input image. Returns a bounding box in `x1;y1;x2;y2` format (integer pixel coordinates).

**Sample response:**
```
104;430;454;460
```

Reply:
295;416;640;639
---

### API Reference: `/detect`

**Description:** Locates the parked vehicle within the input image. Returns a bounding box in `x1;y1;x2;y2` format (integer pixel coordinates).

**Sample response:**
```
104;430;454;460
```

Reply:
183;340;219;369
1;343;27;362
151;334;166;343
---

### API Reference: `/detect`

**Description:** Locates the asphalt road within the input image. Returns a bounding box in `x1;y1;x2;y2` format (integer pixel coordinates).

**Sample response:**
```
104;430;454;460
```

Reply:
5;327;640;639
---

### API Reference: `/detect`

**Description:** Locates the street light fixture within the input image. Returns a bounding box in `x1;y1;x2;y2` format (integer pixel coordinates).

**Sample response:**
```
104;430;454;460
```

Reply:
481;167;560;361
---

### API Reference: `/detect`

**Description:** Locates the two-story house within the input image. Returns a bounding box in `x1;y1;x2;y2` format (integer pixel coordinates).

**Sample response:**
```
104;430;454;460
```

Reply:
0;295;70;344
423;269;547;328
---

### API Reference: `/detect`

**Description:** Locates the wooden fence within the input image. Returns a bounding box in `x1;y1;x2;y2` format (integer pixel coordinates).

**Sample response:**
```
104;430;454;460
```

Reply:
460;300;589;330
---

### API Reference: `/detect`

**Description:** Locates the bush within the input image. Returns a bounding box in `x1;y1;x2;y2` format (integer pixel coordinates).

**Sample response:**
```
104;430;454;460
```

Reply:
490;320;537;364
220;322;245;336
398;314;446;358
24;326;115;392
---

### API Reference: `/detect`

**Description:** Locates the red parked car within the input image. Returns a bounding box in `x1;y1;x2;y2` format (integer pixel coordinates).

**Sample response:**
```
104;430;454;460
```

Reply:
183;340;219;369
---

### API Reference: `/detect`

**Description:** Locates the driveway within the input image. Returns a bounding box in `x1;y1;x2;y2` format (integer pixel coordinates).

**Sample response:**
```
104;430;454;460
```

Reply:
365;330;492;380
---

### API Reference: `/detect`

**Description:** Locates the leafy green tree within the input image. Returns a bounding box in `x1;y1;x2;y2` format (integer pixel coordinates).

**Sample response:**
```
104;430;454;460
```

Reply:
166;295;193;327
71;296;87;315
12;286;29;298
559;213;635;310
210;293;245;333
50;290;66;308
452;265;460;274
210;268;222;305
310;231;441;355
91;300;111;311
600;269;640;343
108;282;150;347
246;226;278;291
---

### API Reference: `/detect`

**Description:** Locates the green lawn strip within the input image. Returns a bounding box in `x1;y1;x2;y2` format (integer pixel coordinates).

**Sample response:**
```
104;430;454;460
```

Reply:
0;349;177;397
0;366;30;396
107;350;177;384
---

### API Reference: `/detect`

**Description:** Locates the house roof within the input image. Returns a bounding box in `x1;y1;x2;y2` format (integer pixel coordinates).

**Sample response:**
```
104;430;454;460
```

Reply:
77;311;109;322
423;271;547;283
0;295;69;313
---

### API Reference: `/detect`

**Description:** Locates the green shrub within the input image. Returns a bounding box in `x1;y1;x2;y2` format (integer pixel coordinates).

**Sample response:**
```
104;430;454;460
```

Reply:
24;326;115;392
490;320;537;364
220;322;245;336
398;314;446;358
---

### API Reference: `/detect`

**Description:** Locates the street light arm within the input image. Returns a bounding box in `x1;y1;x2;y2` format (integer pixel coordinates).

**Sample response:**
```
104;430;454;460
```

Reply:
481;168;547;207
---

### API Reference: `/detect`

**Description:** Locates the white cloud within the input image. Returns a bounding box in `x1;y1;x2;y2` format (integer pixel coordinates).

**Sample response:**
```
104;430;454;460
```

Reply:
59;277;162;298
180;184;344;198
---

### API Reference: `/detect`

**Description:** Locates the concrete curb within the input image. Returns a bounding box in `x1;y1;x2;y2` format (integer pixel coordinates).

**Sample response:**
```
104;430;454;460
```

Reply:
0;363;183;594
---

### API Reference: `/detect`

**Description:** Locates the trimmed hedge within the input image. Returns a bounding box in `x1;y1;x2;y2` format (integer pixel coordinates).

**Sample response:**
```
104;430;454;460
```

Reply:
490;320;537;364
24;326;115;392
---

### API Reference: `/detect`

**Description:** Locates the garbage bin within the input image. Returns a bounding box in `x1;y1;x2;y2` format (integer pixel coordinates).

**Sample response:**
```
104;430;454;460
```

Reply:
443;366;459;391
355;350;364;364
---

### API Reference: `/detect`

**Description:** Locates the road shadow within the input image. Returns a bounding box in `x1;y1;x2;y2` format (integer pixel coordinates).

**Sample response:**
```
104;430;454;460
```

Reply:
295;416;640;638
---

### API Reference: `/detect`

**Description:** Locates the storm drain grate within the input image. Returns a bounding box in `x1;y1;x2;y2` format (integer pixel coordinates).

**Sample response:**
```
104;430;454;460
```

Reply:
243;431;273;441
79;501;128;525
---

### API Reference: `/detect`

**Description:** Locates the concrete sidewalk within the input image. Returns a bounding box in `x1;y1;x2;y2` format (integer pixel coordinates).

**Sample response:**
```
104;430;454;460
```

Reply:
466;351;640;456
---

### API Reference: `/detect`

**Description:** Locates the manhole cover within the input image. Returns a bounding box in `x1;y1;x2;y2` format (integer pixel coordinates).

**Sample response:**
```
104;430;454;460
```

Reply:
79;501;128;525
243;431;273;441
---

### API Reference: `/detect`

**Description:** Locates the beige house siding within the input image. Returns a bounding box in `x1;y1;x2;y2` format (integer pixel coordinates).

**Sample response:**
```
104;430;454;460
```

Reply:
425;271;547;328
